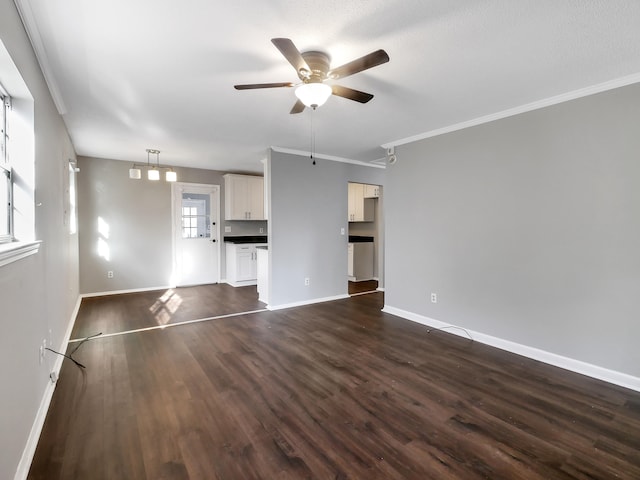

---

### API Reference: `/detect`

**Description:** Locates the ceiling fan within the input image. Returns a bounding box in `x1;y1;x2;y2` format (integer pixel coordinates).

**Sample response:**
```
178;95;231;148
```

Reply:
234;38;389;114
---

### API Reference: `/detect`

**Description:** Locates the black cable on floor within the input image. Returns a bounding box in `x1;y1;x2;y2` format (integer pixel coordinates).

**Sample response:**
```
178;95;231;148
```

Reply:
45;332;103;370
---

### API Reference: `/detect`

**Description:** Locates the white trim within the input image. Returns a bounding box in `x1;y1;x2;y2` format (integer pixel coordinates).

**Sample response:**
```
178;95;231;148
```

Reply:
382;305;640;393
68;308;268;341
225;279;257;288
14;294;81;480
0;240;40;268
81;285;173;298
349;290;378;297
268;294;350;311
382;72;640;149
270;146;385;169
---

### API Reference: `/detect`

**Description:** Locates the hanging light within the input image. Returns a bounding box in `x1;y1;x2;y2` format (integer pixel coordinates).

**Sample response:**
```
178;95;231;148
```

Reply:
165;170;177;182
147;149;160;180
295;82;332;109
128;149;177;182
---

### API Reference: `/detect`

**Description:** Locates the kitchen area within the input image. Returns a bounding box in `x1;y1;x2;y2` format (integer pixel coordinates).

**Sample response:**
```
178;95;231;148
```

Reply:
347;182;382;290
222;173;268;297
223;174;383;305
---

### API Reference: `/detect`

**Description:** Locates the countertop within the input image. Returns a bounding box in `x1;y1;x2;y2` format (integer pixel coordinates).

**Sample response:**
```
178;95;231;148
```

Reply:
348;235;374;243
224;235;267;244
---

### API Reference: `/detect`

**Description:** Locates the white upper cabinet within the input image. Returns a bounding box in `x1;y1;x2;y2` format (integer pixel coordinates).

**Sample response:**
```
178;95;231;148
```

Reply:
364;184;380;198
348;182;374;222
224;174;265;220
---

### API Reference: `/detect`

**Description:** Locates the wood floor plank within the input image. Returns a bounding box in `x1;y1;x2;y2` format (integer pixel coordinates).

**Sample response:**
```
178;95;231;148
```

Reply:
29;287;640;479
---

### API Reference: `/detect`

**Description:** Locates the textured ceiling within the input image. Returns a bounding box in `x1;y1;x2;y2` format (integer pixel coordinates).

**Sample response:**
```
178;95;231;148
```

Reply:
15;0;640;173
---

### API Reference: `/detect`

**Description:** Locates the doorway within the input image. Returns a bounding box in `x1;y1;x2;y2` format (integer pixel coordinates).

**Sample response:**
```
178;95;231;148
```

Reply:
172;183;220;286
347;182;383;295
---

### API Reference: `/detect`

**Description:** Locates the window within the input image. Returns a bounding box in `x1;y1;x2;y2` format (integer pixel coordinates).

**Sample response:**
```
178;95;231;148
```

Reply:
181;193;210;239
0;83;11;243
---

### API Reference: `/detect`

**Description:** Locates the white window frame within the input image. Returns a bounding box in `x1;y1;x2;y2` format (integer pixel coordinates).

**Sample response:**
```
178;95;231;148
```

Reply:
0;82;12;244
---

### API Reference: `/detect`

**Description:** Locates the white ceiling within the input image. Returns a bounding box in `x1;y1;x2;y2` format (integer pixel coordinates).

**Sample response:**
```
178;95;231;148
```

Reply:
15;0;640;173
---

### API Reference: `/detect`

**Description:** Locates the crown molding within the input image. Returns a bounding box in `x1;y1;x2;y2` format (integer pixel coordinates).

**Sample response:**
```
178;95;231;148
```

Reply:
13;0;67;114
382;72;640;149
270;146;386;169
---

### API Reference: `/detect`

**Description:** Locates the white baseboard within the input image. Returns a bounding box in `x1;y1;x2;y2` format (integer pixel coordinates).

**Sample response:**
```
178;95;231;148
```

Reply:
382;305;640;393
225;280;257;288
14;295;82;480
268;294;350;311
81;285;173;298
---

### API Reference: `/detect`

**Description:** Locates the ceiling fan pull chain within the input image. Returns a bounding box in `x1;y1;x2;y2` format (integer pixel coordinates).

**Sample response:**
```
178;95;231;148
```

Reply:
310;109;316;165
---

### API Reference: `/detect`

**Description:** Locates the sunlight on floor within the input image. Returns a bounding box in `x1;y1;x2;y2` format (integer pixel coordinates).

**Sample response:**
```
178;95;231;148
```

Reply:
149;289;183;325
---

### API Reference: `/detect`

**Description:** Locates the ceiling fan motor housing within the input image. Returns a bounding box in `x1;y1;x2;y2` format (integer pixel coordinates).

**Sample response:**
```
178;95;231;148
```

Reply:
300;51;331;82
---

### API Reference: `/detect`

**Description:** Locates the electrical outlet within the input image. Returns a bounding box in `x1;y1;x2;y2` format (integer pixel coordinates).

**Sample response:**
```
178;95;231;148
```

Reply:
304;277;310;286
340;227;345;235
259;227;264;233
431;293;438;304
225;226;231;233
107;270;114;278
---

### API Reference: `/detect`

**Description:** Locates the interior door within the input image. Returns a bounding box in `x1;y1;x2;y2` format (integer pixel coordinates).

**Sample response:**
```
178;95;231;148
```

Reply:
172;183;220;286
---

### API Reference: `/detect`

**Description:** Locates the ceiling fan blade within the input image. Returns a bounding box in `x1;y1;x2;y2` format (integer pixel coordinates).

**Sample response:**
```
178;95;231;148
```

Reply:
331;85;374;103
328;49;390;79
271;38;310;74
289;100;306;114
234;82;294;90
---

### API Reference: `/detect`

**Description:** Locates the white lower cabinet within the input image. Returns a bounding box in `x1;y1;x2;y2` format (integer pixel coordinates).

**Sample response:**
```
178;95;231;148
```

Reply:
225;243;266;287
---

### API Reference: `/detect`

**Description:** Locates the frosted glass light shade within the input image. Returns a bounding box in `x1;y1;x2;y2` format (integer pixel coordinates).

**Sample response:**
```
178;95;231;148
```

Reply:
148;168;160;181
165;170;177;182
129;168;142;179
295;83;332;108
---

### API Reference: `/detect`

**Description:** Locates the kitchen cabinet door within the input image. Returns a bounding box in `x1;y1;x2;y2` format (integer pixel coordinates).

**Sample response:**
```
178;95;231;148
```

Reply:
225;243;264;286
364;184;380;198
224;174;265;220
348;183;374;222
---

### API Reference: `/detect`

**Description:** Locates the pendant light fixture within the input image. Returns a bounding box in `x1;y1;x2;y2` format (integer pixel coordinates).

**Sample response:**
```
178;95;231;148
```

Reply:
129;149;177;182
147;149;160;180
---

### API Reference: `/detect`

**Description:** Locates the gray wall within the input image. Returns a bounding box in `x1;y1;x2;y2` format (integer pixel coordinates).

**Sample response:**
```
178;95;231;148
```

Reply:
386;82;640;378
77;156;266;294
268;150;385;307
0;3;79;479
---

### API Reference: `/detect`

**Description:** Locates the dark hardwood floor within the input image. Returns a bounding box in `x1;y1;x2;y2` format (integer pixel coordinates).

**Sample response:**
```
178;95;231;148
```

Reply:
30;285;640;479
348;280;378;295
70;283;266;339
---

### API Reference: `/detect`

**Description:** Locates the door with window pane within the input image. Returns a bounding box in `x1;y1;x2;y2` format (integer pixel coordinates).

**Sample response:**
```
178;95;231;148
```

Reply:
172;183;219;286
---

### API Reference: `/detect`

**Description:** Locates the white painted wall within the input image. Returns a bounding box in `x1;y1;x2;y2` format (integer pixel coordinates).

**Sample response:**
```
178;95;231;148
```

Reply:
385;82;640;382
0;3;79;479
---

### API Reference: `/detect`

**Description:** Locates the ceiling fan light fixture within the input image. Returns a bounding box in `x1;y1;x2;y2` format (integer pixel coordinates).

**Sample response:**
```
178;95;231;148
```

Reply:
295;83;332;109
